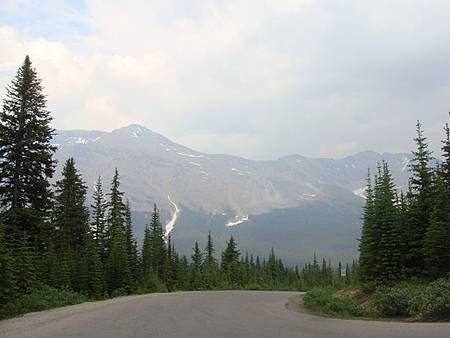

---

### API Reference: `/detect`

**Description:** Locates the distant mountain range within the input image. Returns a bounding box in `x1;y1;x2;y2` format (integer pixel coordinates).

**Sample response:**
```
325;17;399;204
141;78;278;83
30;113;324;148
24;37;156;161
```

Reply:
53;124;413;264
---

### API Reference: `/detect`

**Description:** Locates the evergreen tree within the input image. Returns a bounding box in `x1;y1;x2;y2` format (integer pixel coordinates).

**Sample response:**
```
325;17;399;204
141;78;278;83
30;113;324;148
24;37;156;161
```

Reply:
359;170;377;283
375;162;401;283
0;56;56;247
91;176;107;263
147;204;167;281
14;231;37;294
53;158;88;251
203;231;218;289
82;232;105;298
141;225;152;277
423;124;450;277
221;236;240;286
124;200;138;282
190;241;203;289
404;121;434;276
104;169;131;293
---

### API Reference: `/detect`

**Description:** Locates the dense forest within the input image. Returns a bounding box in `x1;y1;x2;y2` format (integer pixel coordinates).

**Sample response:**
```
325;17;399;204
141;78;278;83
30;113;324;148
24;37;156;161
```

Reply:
0;57;357;317
359;121;450;284
304;119;450;320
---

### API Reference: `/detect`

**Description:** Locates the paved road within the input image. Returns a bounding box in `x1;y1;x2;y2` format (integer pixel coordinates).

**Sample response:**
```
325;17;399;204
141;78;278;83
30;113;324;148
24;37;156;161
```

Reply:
1;291;449;338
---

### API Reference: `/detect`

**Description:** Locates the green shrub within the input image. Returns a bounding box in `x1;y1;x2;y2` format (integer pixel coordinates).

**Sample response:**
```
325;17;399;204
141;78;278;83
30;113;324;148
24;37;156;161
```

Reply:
137;274;168;294
0;286;87;319
373;283;423;317
304;288;366;317
419;276;450;320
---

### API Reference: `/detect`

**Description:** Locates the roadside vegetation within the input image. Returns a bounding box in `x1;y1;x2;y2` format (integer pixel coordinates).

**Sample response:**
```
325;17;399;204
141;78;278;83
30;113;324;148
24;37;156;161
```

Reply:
304;121;450;321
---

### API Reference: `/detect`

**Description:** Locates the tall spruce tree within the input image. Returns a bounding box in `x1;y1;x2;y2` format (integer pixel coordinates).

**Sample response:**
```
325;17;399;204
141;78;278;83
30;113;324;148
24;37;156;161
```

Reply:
91;176;107;263
203;231;218;289
0;56;56;246
359;170;377;282
190;241;203;289
423;124;450;278
148;204;167;281
221;236;240;286
404;121;434;276
53;158;89;251
104;169;131;293
124;200;138;282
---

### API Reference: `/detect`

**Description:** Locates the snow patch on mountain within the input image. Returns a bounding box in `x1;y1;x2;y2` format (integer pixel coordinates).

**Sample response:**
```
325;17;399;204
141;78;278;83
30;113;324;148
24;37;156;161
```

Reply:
189;161;201;167
225;215;249;227
177;152;204;158
353;187;367;199
231;168;252;176
165;195;180;239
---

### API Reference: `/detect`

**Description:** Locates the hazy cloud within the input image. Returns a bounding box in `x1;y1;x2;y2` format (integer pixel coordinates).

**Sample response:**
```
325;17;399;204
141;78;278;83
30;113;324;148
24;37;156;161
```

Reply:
0;0;449;159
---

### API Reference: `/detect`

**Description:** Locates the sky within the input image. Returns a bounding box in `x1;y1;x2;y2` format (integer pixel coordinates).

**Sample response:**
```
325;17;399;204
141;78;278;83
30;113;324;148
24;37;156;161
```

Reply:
0;0;449;160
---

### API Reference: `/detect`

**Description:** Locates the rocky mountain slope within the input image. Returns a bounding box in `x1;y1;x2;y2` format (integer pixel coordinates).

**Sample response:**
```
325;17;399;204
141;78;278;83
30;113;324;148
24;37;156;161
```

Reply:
53;124;412;262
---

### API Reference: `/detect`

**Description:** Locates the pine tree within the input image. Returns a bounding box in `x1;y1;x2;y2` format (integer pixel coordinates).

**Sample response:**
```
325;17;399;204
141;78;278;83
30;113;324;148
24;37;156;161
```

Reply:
91;176;107;263
141;225;152;277
0;56;56;247
83;232;105;298
423;124;450;278
403;121;434;276
53;158;89;251
358;170;377;282
190;241;203;289
375;162;401;283
104;169;131;293
124;200;138;283
221;236;240;286
203;231;218;289
148;204;167;281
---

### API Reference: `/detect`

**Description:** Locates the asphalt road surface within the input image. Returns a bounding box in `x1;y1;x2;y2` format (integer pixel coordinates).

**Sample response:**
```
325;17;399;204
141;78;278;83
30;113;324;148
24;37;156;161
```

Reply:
1;291;449;338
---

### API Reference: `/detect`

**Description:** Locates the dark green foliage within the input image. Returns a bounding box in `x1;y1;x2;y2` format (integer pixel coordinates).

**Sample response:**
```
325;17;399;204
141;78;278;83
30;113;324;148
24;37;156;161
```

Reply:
203;231;218;289
0;221;15;305
124;200;138;283
403;121;434;276
373;284;422;316
14;231;37;295
0;56;56;247
303;288;367;317
82;232;105;298
145;204;167;281
53;158;88;251
190;241;203;289
91;176;107;263
104;169;131;293
221;236;240;286
0;285;87;320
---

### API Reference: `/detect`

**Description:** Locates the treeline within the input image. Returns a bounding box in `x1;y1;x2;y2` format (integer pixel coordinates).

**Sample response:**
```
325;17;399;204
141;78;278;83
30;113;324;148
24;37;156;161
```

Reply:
359;121;450;285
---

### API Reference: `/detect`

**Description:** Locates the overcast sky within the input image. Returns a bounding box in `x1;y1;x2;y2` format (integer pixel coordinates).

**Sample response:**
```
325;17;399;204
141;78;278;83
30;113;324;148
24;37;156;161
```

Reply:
0;0;449;159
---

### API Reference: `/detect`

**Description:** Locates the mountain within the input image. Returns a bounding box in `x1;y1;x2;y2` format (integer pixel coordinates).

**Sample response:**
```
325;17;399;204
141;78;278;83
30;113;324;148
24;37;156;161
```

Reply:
53;124;412;264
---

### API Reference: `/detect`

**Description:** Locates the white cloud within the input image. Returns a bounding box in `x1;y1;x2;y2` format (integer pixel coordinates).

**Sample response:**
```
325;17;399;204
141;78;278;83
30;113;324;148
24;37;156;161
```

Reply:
0;1;449;159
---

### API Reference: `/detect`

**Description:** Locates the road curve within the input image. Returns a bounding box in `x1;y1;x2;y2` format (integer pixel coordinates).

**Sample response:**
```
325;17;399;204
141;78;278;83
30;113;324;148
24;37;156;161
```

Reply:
1;291;449;338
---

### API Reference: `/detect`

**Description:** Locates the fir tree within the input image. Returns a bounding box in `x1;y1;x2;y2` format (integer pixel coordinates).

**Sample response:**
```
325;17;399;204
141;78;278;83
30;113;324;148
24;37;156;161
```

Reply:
91;176;107;263
403;121;434;276
53;158;88;251
83;232;105;298
203;231;218;289
147;204;167;281
221;236;240;286
423;124;450;278
124;200;138;283
190;241;203;289
0;56;56;247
